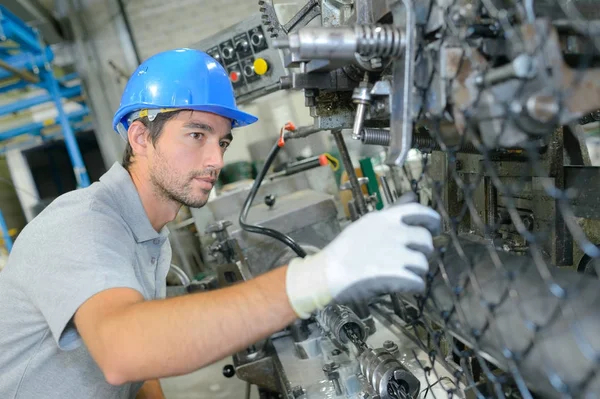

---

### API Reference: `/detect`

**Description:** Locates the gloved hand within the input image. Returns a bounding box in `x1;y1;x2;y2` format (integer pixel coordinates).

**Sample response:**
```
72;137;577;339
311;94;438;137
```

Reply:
285;202;441;319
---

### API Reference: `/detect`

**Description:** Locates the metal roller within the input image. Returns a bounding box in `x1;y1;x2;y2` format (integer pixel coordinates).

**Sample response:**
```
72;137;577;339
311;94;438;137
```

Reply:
316;304;368;348
358;347;420;399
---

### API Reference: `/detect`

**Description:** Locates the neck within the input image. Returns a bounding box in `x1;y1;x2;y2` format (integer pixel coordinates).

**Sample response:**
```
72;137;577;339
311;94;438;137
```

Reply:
128;164;181;232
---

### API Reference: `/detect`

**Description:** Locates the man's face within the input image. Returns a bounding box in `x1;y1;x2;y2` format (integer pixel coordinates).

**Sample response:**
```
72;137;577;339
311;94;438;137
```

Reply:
147;110;232;208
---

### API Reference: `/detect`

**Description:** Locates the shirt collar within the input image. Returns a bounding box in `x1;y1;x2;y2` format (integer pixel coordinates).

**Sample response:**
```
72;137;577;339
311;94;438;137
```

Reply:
100;162;170;243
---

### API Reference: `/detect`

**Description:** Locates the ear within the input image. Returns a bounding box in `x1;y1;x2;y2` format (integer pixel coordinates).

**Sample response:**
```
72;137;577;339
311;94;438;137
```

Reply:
127;121;150;158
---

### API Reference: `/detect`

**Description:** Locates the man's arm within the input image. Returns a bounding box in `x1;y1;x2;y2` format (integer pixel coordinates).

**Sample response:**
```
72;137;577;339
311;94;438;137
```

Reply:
75;266;295;385
136;380;165;399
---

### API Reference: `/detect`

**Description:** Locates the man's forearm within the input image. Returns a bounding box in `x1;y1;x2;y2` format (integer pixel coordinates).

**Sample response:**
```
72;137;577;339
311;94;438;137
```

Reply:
136;380;165;399
104;265;296;384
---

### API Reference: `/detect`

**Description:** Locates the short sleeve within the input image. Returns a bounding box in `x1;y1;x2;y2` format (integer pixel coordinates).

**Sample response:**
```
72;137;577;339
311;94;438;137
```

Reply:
20;205;144;350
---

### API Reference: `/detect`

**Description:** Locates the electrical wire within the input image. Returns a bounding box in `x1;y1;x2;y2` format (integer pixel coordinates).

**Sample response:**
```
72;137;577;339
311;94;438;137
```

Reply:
238;139;307;258
421;376;456;398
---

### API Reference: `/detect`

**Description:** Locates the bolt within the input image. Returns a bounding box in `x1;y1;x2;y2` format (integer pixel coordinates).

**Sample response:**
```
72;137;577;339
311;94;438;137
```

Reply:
383;340;397;350
323;362;340;373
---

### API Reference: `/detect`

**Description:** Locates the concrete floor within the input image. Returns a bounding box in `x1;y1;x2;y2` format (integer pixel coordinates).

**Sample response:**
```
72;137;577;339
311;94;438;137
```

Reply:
160;357;259;399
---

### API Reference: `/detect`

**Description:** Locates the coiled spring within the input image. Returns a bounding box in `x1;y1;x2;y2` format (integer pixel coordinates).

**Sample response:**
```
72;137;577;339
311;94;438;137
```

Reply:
362;128;391;146
355;25;405;58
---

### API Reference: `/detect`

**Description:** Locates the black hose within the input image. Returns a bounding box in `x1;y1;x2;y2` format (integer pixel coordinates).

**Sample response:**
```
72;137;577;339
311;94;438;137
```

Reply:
239;141;307;258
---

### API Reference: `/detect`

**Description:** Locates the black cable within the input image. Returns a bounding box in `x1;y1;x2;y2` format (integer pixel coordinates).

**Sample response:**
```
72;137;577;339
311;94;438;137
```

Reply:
239;141;307;258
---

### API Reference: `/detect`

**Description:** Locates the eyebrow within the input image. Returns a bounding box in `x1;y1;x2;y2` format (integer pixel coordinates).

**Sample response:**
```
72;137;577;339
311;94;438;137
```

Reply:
183;121;233;142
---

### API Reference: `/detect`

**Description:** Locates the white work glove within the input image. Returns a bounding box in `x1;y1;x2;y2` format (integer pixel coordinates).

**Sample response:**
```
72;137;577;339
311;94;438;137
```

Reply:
285;202;441;319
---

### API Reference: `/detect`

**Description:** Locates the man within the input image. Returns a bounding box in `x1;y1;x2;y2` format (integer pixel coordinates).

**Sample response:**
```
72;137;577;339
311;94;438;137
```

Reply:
0;48;440;398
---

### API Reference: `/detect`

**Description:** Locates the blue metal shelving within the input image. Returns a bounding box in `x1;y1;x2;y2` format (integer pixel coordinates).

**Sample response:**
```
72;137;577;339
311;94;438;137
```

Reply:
0;5;93;253
0;4;91;189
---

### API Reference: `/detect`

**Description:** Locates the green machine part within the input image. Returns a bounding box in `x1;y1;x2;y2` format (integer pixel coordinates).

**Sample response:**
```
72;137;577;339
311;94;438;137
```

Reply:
359;157;384;210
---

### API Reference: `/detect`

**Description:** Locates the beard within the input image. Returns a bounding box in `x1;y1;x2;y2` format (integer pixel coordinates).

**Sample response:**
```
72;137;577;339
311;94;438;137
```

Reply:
149;148;217;208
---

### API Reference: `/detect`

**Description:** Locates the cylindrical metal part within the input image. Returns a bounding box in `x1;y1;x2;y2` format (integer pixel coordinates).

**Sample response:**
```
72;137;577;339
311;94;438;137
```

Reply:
332;130;368;216
358;348;420;399
316;304;368;346
353;103;369;140
281;25;404;60
288;27;358;59
331;376;343;396
362;128;481;154
379;175;395;204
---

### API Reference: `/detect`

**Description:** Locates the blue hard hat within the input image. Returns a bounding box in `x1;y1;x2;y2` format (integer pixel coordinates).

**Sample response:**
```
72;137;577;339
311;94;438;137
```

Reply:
112;48;258;135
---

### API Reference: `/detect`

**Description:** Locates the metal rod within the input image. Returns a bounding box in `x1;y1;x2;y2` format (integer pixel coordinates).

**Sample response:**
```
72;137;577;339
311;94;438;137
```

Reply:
41;68;91;188
0;107;89;141
0;209;13;252
115;0;142;65
485;177;498;238
379;175;394;205
0;59;39;83
332;130;368;216
0;48;53;81
0;85;81;116
352;103;368;140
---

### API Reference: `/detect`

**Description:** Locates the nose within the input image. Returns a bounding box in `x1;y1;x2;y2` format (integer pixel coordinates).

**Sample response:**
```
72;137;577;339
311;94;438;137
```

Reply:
204;140;225;171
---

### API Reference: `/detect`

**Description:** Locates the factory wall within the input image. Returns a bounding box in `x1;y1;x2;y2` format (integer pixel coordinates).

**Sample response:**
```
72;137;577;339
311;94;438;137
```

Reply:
59;0;323;171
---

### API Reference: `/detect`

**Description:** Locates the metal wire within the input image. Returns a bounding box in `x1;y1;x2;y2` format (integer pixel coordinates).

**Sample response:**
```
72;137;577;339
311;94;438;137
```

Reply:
390;0;600;397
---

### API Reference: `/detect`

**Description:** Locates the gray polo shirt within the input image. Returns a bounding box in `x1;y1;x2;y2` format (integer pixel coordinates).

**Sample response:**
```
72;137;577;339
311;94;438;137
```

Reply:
0;163;172;399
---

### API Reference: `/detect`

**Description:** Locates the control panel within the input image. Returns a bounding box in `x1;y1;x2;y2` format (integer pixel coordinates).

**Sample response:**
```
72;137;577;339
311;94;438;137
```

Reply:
191;13;287;105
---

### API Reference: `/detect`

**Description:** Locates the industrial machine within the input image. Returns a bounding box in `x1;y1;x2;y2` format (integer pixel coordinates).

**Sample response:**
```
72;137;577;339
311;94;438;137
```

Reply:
191;1;600;397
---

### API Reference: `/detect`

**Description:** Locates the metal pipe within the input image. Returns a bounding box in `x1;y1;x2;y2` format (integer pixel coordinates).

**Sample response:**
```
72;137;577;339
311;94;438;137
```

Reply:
0;106;89;141
169;264;191;286
114;0;142;65
0;209;13;252
379;175;394;204
0;5;44;54
332;129;368;216
0;48;54;81
41;69;90;188
0;85;81;116
0;59;39;83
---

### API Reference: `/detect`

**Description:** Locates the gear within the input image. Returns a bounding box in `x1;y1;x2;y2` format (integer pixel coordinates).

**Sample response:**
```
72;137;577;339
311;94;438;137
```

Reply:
258;0;321;39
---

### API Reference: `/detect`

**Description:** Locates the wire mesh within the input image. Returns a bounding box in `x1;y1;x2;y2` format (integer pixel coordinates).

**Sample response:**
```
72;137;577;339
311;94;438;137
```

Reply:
390;0;600;397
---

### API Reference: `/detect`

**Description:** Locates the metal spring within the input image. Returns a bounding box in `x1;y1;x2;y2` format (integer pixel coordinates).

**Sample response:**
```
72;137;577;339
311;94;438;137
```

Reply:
355;25;404;58
362;128;481;154
362;128;391;146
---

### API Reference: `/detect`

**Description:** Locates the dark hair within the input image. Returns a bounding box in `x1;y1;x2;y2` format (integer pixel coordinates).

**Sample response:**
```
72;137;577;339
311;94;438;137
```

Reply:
122;110;183;170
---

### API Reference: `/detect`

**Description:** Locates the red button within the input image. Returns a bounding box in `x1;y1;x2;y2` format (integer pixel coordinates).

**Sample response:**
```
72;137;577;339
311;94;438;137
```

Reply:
229;71;240;82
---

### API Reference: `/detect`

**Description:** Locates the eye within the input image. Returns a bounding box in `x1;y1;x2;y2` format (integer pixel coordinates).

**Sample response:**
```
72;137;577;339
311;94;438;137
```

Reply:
220;141;231;150
190;132;204;140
